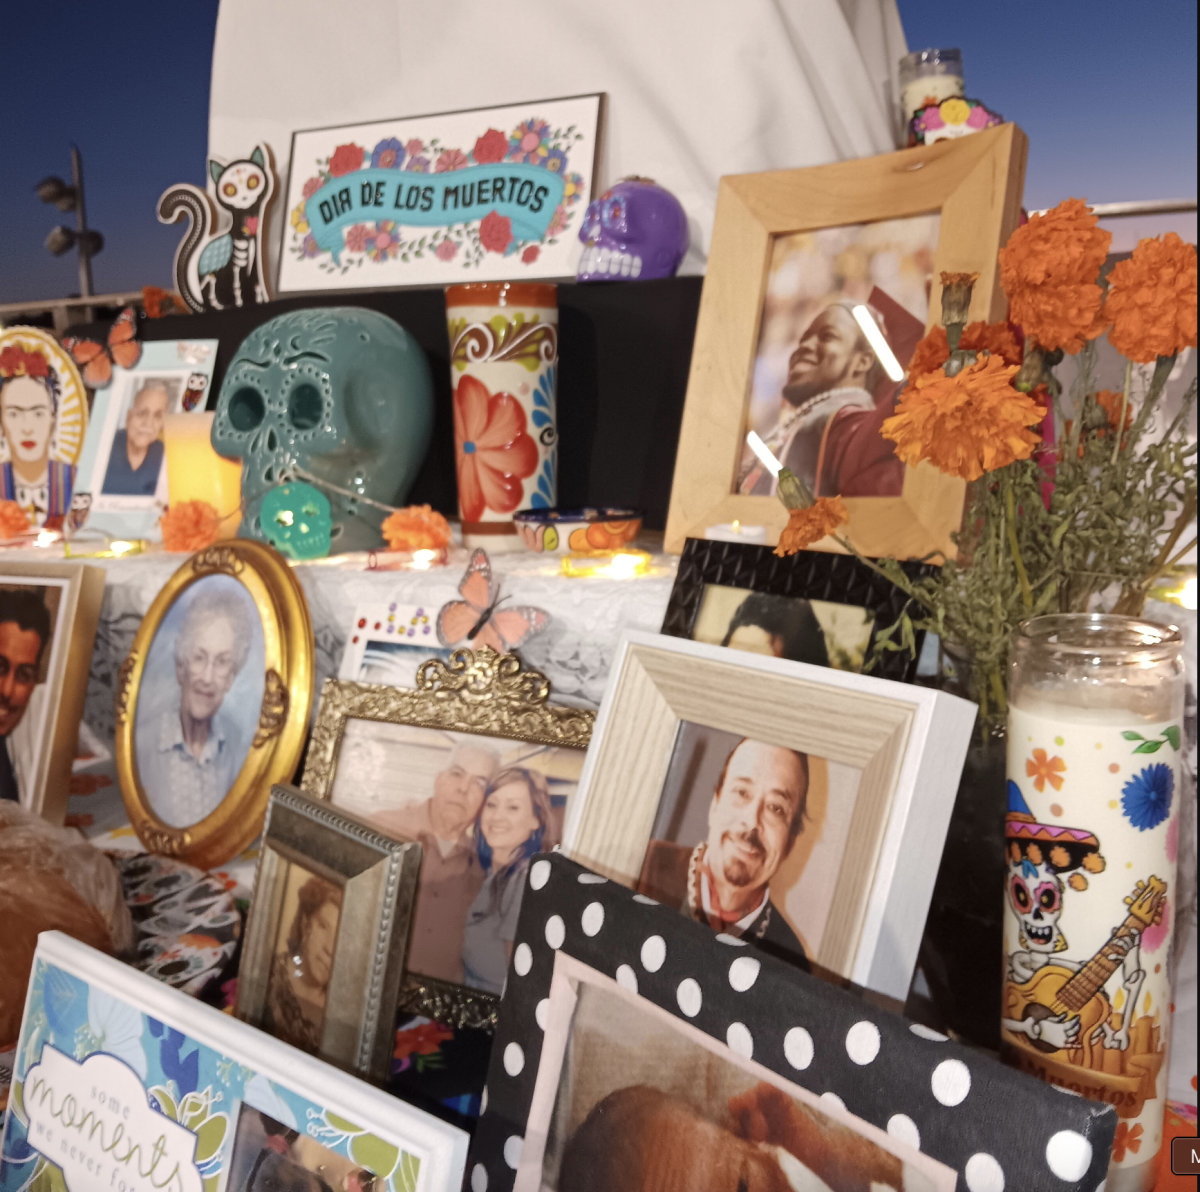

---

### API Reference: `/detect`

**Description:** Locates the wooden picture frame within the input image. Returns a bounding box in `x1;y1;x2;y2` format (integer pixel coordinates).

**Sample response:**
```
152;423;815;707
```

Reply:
1;932;468;1191
664;123;1028;557
661;536;935;682
0;562;104;823
236;784;423;1083
562;631;977;1000
468;851;1116;1192
301;648;594;1028
115;541;314;869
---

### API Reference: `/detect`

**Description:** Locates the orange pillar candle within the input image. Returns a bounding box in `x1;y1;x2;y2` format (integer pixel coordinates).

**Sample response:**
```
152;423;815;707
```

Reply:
163;413;243;538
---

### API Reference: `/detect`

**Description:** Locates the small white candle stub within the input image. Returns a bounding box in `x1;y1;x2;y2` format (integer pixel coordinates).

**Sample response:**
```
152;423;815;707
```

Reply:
705;521;767;545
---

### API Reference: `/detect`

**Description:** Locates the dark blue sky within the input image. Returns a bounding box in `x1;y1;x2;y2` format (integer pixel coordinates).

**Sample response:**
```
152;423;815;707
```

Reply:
1;1;1195;303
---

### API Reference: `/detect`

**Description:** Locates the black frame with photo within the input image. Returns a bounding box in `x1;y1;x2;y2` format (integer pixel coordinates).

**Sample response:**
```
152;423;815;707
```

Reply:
470;851;1117;1192
661;537;934;682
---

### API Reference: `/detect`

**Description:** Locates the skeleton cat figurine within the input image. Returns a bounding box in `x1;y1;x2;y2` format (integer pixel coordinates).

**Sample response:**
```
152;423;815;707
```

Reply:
157;144;275;314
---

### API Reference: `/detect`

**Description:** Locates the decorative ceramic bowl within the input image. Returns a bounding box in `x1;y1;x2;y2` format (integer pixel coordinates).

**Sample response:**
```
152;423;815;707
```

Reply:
514;507;642;554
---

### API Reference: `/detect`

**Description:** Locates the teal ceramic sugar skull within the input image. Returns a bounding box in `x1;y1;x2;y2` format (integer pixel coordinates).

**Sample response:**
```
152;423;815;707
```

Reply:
212;307;433;552
260;481;332;559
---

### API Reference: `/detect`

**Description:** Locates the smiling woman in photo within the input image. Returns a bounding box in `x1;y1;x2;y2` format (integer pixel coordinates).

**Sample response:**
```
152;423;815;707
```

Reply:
461;767;551;993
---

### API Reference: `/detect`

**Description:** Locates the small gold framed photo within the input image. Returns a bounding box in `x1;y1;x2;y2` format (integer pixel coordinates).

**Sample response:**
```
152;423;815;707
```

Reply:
0;562;104;822
236;784;423;1083
664;123;1028;558
562;631;977;1000
114;540;314;869
301;647;594;1027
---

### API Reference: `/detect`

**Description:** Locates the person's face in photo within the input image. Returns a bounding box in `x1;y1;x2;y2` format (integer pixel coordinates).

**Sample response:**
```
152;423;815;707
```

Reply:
781;305;874;406
301;899;339;991
706;741;805;893
175;615;239;724
430;744;498;838
0;376;53;467
725;623;783;658
0;620;42;735
480;776;540;865
126;385;169;455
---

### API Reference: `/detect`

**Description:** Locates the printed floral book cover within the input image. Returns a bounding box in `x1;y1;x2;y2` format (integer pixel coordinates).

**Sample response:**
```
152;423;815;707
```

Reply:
278;95;603;293
0;946;464;1192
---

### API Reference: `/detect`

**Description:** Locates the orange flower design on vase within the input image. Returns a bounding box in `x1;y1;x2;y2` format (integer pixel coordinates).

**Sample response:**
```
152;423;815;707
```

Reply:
1026;748;1067;793
1111;1122;1143;1163
453;373;539;522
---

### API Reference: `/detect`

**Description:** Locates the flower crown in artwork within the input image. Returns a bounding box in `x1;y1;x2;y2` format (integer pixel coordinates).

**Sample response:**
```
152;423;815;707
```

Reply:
0;345;51;380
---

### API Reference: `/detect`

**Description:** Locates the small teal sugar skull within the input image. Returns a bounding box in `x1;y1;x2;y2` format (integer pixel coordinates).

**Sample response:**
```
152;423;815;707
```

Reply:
212;307;433;552
260;481;332;559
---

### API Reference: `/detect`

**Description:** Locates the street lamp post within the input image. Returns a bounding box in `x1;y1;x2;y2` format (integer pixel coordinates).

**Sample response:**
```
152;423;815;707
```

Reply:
37;144;104;325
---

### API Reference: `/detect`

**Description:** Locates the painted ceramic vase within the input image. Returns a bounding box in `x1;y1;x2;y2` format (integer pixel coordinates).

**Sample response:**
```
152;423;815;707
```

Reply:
1003;615;1184;1192
446;282;558;551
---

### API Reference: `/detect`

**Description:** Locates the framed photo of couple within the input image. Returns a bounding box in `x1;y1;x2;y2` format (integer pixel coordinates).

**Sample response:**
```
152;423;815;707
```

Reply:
562;632;977;1000
664;122;1028;558
301;648;594;1024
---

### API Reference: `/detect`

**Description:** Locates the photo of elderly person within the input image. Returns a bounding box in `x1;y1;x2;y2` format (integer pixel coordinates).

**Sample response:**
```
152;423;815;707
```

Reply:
101;380;169;496
263;869;343;1055
462;766;552;993
135;574;265;828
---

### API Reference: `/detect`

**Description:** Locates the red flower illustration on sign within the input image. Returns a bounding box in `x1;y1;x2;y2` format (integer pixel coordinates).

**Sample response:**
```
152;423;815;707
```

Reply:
473;128;509;164
522;244;540;264
480;211;513;254
328;143;364;177
393;1021;453;1060
454;374;538;521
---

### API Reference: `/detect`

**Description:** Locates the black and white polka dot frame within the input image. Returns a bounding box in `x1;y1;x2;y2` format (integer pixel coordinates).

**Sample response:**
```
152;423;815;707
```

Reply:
469;852;1117;1192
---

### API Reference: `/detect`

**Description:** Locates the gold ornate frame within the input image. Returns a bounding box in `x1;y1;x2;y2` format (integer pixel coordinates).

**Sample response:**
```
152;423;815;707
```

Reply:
237;784;423;1083
301;647;594;1027
115;541;314;869
664;123;1028;558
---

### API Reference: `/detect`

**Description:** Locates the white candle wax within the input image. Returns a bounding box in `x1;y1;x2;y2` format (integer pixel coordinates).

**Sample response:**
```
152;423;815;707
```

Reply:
704;523;767;545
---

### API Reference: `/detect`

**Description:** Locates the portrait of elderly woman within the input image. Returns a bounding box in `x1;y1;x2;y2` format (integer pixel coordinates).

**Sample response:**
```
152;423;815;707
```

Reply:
134;573;265;827
263;868;344;1054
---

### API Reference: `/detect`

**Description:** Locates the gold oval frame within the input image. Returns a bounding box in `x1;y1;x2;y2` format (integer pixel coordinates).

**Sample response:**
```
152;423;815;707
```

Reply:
115;541;314;869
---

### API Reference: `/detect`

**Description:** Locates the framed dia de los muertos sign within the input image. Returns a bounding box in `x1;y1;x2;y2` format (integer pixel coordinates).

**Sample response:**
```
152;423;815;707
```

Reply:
0;327;88;530
276;95;603;293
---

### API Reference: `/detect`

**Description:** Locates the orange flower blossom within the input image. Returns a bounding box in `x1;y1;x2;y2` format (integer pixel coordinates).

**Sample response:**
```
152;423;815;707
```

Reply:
0;500;31;539
160;501;222;552
907;321;1024;379
774;497;849;556
1104;232;1198;363
381;504;451;551
1026;748;1066;793
394;1021;453;1060
1111;1122;1143;1163
998;198;1112;353
882;354;1044;482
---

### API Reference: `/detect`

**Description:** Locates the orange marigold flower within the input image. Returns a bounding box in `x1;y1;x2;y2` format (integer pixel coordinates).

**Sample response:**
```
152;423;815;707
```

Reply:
998;199;1112;353
0;500;31;539
1026;747;1066;793
774;497;848;556
882;354;1044;481
381;504;451;551
907;322;1023;379
1104;232;1198;363
160;501;222;552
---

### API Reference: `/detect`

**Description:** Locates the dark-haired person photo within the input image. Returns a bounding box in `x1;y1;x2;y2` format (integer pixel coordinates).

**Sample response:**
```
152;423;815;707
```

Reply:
264;868;344;1054
0;585;54;805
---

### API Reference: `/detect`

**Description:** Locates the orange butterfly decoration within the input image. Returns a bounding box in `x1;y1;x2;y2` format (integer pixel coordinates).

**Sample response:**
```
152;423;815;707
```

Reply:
63;306;142;388
436;548;549;653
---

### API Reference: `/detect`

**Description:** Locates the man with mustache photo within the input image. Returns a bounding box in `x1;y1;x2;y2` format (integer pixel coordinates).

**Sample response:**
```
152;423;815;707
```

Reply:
0;587;52;805
638;737;810;968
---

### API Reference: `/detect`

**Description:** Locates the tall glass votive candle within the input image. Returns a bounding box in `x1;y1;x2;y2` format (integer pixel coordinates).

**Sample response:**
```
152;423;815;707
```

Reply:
1004;615;1184;1192
898;48;965;125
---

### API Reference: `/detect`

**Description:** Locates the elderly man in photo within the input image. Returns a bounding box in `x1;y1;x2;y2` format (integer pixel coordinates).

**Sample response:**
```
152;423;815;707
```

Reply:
102;382;169;497
368;740;500;984
0;588;51;804
739;301;904;500
639;737;810;968
141;587;255;828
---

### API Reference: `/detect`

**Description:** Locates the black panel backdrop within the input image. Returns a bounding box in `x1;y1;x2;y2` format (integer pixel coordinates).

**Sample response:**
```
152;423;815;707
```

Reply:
67;277;703;530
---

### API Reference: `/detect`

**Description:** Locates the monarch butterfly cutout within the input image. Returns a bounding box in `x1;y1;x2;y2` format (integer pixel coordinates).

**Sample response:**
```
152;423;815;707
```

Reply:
63;307;142;389
436;548;549;653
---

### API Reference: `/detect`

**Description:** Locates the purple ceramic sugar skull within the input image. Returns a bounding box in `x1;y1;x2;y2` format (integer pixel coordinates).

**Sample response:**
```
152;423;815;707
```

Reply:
577;177;688;281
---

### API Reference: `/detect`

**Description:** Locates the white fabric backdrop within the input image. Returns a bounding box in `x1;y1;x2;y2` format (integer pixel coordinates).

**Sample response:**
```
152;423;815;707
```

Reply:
208;0;908;284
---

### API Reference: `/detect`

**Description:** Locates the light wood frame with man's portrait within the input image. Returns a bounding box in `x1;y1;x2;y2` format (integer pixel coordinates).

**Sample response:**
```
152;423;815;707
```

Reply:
664;122;1028;557
562;631;978;1001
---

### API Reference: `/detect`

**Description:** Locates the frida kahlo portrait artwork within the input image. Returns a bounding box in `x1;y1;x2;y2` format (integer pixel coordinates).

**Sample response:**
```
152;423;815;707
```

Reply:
0;328;88;530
